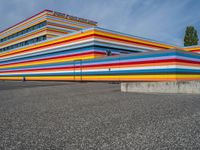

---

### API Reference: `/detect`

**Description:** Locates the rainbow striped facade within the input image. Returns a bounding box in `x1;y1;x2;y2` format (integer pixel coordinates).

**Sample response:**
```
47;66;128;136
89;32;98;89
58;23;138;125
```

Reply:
0;11;200;82
0;48;200;81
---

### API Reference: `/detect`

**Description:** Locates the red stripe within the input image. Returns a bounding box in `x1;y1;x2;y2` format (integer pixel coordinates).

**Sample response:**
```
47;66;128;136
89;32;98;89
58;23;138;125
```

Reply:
191;50;200;52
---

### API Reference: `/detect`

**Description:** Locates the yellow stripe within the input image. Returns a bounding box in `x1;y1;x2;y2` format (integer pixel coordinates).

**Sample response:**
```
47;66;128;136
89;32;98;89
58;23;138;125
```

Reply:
26;76;74;81
0;77;23;80
40;74;200;81
183;47;200;51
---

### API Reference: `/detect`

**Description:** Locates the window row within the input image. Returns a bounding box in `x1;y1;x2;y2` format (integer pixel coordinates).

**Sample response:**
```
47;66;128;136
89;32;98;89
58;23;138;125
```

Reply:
0;35;47;52
0;21;47;43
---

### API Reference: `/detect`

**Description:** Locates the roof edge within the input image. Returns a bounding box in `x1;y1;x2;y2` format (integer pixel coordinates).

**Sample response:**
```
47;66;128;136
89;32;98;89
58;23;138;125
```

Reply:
0;9;52;34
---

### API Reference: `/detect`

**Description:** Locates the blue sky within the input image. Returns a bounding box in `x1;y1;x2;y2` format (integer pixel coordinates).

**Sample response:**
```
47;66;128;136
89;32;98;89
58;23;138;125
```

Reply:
0;0;199;46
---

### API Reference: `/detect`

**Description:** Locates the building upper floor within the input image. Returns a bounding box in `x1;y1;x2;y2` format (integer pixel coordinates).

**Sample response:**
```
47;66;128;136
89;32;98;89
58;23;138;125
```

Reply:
0;10;97;53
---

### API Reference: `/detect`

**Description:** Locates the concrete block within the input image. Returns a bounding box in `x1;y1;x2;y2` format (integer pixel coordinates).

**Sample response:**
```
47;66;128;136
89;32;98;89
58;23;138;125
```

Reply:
121;81;200;94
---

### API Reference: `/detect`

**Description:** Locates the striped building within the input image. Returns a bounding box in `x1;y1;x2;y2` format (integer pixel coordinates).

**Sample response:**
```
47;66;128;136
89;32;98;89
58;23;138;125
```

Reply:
0;10;199;81
0;10;97;53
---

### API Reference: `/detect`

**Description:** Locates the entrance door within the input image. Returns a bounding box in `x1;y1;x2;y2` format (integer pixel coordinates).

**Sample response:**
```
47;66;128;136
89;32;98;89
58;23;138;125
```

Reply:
73;60;82;81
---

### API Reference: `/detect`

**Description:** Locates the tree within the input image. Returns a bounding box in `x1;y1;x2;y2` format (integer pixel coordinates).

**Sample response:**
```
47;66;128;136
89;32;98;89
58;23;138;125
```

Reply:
184;26;199;46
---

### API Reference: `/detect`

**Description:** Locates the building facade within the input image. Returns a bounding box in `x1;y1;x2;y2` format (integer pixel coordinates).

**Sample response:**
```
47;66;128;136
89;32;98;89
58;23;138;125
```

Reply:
0;10;199;81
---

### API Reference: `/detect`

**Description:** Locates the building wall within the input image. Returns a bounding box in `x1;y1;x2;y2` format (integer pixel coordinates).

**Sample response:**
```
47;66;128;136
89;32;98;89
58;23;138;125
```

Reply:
0;50;199;81
0;28;199;82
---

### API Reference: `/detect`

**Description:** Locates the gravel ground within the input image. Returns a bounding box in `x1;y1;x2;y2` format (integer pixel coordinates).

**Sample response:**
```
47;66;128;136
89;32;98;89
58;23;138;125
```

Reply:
0;81;200;150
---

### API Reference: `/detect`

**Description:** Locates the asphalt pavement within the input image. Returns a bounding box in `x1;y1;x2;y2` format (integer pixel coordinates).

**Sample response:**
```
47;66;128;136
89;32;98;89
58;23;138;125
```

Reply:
0;81;200;149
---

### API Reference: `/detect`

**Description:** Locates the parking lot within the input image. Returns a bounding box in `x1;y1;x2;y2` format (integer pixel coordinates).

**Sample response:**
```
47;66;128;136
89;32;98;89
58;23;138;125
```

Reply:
0;81;200;149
